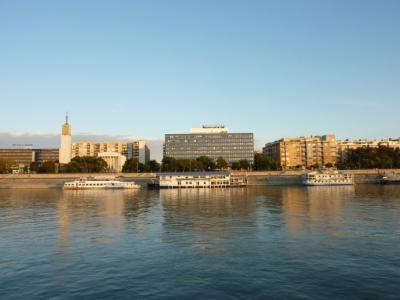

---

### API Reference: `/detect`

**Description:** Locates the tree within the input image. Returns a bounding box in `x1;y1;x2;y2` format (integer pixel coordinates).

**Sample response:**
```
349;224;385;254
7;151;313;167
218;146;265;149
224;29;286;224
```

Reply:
63;156;107;173
196;156;216;171
29;161;41;173
338;146;400;170
253;153;278;170
161;157;177;172
231;161;241;170
42;161;56;173
238;159;250;170
122;158;140;173
216;157;228;169
0;159;14;174
142;160;161;172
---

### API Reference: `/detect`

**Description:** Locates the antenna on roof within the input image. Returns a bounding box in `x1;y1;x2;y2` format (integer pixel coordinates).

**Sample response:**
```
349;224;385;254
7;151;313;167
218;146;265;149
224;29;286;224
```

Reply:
65;112;69;124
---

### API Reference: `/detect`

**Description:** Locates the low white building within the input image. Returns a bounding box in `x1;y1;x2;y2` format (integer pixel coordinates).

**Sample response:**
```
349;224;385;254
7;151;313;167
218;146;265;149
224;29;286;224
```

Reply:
97;152;126;173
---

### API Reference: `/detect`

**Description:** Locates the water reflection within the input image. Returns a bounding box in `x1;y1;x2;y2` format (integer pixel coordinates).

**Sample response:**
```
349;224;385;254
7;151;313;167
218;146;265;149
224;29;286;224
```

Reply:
158;188;260;253
57;190;150;256
1;186;400;299
285;186;354;234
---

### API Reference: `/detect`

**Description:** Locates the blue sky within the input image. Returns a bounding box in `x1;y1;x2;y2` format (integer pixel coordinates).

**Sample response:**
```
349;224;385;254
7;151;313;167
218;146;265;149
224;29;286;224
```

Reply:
1;0;399;144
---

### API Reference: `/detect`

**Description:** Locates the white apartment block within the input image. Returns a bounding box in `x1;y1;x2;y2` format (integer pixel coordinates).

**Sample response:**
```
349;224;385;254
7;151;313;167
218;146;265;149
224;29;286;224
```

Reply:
72;140;150;164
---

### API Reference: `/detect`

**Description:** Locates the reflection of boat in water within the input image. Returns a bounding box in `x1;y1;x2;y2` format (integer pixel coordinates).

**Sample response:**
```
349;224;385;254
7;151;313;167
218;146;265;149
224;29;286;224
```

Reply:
63;176;141;190
379;173;400;184
302;170;353;186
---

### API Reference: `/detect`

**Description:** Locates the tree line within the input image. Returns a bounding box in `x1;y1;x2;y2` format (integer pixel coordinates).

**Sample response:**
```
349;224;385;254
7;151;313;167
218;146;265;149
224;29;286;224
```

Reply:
0;153;280;174
337;146;400;169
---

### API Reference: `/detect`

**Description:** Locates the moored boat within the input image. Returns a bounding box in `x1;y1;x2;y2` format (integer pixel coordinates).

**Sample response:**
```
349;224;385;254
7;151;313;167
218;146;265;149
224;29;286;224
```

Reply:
379;173;400;184
148;171;247;189
63;176;140;190
302;170;353;186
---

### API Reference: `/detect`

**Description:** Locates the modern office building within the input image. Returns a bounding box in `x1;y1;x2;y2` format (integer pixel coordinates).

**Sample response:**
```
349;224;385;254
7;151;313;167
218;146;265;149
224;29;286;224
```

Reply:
0;149;35;166
0;148;60;167
97;152;127;173
263;135;337;169
35;149;59;162
72;140;150;164
59;114;72;164
164;126;254;164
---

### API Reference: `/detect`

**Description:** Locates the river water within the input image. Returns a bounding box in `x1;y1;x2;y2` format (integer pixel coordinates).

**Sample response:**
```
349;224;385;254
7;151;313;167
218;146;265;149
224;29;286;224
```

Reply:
1;185;400;299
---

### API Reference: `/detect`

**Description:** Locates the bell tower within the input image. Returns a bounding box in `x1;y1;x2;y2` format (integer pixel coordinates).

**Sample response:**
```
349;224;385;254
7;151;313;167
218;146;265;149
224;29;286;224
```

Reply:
59;113;72;164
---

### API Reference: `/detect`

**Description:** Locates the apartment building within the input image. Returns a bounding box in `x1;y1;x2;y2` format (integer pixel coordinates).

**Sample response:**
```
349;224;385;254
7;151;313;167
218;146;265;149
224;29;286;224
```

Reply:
72;140;150;164
263;135;337;169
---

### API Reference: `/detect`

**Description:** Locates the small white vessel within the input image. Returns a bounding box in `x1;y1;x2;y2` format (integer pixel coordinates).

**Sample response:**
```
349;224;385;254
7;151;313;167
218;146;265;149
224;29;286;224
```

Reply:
63;176;140;190
380;173;400;184
302;170;353;186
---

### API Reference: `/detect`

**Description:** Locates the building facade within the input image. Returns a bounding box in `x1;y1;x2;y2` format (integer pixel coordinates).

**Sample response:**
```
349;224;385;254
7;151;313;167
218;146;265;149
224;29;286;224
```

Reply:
59;114;72;164
0;148;59;168
97;152;127;172
127;140;150;163
34;149;59;162
0;149;35;166
72;140;150;164
164;126;254;164
263;135;337;169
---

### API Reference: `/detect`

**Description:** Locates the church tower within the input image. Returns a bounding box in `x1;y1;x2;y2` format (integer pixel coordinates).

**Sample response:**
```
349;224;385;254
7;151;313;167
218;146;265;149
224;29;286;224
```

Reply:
59;113;72;164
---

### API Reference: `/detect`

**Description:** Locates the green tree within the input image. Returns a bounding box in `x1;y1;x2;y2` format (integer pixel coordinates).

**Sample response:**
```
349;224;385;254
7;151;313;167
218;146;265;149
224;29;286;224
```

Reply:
122;158;140;172
239;159;250;170
338;146;400;170
141;160;161;172
161;157;178;172
216;157;228;169
253;153;278;170
231;161;241;170
0;159;14;174
196;156;216;171
63;156;107;173
29;161;40;173
37;161;56;173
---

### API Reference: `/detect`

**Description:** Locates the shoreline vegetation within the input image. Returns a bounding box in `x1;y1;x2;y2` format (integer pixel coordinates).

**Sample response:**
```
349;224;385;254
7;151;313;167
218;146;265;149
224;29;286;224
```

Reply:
1;146;400;174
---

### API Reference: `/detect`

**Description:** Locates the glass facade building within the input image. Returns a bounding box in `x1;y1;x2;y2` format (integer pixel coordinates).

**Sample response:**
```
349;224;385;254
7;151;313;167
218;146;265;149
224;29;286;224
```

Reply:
164;128;254;164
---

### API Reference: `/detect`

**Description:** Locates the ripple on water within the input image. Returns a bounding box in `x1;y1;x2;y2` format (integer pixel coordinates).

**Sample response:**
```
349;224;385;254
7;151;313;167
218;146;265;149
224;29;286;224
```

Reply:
0;186;400;299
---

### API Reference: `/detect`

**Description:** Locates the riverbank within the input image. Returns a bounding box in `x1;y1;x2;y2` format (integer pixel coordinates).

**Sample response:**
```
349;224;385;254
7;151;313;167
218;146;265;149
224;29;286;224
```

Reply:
1;169;399;189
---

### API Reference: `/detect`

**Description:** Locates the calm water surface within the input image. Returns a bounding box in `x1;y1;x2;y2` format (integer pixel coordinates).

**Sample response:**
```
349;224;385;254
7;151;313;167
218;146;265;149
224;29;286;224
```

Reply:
1;185;400;299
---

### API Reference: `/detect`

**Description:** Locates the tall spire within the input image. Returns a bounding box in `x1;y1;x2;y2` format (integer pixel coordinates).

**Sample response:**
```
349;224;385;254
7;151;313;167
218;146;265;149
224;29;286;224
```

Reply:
65;112;69;124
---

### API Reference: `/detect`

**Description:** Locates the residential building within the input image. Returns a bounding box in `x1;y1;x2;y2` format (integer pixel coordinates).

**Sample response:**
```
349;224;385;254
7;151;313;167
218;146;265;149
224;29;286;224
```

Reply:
72;140;150;164
97;152;127;173
127;140;150;164
59;114;72;164
263;135;337;169
164;125;254;164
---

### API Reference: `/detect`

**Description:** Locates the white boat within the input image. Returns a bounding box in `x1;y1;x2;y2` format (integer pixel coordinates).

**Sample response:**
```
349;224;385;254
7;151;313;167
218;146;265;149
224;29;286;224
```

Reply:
302;170;353;186
63;176;141;190
148;171;247;189
379;173;400;184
